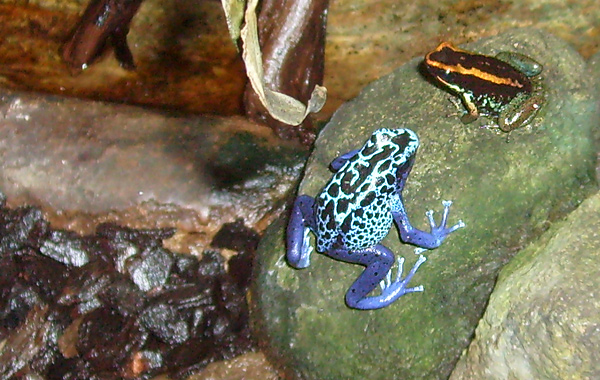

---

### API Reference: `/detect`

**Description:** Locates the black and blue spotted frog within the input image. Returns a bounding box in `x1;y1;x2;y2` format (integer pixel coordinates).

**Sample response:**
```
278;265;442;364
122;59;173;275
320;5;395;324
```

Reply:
286;128;464;310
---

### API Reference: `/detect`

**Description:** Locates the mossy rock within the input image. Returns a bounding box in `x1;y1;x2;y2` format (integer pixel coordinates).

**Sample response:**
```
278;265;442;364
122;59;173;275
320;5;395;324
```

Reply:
450;192;600;379
251;28;599;380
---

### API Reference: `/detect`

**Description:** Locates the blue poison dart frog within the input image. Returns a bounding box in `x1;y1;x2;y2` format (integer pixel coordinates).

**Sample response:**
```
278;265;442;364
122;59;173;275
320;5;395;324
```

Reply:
424;42;545;132
286;128;465;310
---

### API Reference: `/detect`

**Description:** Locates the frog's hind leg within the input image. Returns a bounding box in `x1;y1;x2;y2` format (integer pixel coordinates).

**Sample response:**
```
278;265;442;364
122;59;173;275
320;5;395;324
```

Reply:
287;195;316;269
329;244;426;310
498;92;545;132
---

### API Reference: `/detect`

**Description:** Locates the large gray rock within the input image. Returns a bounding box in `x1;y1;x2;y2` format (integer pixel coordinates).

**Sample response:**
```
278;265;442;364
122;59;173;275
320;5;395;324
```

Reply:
0;89;304;223
251;29;599;380
449;192;600;380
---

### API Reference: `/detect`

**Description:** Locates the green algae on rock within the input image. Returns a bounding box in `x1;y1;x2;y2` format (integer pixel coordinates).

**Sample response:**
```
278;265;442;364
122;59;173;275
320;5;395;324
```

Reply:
449;192;600;380
251;29;599;380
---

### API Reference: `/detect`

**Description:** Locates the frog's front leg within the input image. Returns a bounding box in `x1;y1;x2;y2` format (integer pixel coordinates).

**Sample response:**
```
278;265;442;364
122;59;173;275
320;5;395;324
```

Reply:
327;245;426;310
459;93;479;124
287;195;317;268
393;199;465;249
330;149;360;171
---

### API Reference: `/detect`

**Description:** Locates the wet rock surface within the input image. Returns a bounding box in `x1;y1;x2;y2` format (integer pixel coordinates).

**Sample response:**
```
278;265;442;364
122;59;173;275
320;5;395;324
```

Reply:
1;1;599;378
251;29;599;380
0;88;306;249
0;194;257;379
186;351;278;380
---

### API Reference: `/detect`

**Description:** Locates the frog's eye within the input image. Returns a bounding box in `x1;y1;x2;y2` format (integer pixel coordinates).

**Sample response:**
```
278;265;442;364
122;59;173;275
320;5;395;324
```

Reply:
376;133;391;146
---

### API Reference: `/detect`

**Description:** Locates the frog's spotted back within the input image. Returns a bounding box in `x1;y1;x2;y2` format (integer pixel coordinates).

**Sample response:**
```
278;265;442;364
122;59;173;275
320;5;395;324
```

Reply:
315;128;419;252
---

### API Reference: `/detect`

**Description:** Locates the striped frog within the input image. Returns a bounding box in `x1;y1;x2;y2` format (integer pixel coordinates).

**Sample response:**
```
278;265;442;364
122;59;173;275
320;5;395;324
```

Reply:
424;42;545;132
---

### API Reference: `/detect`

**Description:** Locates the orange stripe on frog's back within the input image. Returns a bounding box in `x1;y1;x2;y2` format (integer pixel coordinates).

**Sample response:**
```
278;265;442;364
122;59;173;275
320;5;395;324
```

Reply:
425;42;532;101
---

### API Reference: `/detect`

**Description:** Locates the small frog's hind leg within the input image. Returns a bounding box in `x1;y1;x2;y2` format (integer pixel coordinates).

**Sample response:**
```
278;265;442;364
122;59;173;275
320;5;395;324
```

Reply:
498;92;545;133
287;195;317;268
327;245;426;310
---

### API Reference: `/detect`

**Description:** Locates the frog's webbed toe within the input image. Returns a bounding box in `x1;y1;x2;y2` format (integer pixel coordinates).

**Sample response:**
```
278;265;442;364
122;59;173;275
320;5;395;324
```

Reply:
427;200;465;237
286;195;316;269
297;228;313;267
379;254;426;295
395;199;464;249
336;244;426;310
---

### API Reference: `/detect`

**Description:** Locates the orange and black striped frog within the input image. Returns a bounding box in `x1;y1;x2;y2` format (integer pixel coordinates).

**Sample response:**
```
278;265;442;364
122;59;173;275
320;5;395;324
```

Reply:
424;42;545;132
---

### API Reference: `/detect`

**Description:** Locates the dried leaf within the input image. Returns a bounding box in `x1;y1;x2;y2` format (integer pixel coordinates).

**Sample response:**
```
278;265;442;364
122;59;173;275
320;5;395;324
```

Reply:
239;0;327;126
221;0;246;43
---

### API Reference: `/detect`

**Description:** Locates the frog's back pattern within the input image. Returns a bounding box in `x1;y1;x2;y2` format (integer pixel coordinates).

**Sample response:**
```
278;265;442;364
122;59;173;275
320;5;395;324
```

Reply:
424;42;539;118
314;128;419;252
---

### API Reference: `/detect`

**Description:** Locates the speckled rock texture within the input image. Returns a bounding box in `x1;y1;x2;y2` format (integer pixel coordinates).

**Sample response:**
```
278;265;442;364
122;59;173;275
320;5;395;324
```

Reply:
251;29;599;380
449;192;600;380
591;49;600;104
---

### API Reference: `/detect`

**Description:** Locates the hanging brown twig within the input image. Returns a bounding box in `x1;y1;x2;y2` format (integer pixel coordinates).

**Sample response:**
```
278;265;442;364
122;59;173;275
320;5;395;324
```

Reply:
242;0;329;145
62;0;143;70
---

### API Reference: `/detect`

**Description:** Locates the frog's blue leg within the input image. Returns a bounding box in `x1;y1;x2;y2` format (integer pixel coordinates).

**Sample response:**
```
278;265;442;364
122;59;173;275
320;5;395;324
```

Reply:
330;149;360;171
392;199;465;250
327;245;426;310
287;195;316;269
